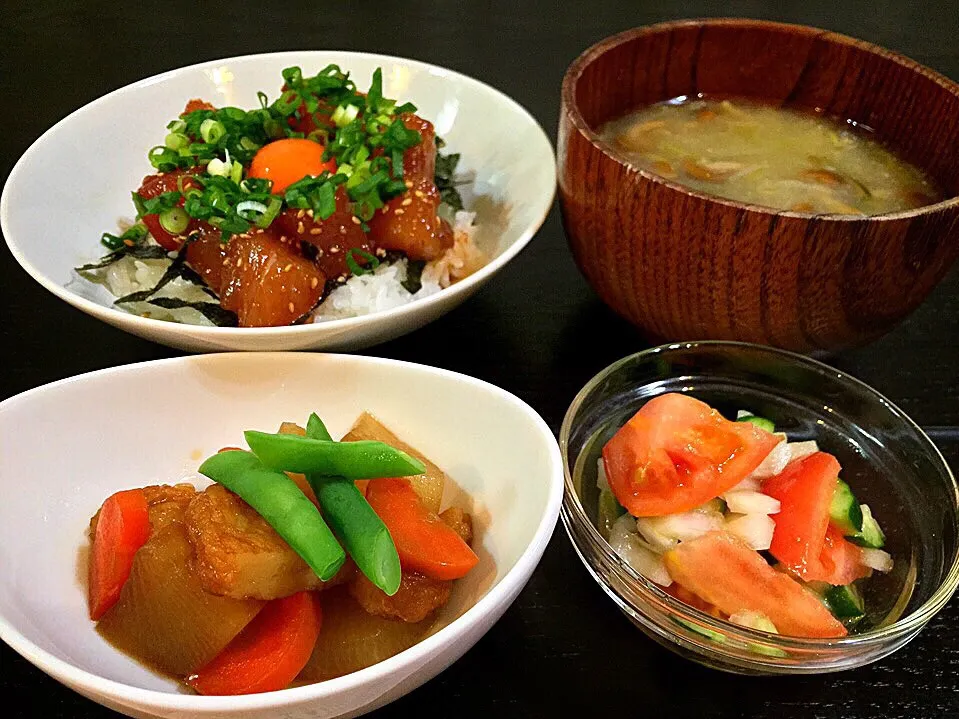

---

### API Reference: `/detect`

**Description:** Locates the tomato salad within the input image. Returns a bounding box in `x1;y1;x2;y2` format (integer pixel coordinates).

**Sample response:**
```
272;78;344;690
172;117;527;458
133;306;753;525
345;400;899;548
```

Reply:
76;66;480;327
598;393;893;638
87;413;480;694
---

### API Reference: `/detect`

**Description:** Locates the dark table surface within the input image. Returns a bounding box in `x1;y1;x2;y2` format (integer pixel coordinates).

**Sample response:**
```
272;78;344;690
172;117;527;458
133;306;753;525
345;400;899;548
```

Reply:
2;1;958;717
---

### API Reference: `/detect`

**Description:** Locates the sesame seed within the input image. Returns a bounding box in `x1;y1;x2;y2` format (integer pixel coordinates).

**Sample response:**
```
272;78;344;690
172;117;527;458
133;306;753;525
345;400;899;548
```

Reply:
222;258;231;266
236;257;243;268
330;246;340;253
288;302;295;313
382;207;390;214
414;190;425;198
375;248;387;257
311;277;319;289
297;209;305;219
405;180;413;188
401;197;412;206
283;263;293;272
316;249;324;256
297;221;305;233
123;239;135;247
280;235;288;243
310;228;322;235
394;209;405;215
307;209;314;218
340;227;346;234
351;215;361;225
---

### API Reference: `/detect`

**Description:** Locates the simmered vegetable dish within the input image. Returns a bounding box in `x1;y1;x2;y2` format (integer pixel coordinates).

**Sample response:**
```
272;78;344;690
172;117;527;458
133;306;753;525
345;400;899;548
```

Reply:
601;97;942;215
598;394;893;638
87;413;480;694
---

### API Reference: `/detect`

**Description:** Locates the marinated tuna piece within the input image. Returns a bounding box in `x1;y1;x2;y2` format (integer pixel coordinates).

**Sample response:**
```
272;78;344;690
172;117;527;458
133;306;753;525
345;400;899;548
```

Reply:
182;98;216;115
184;484;352;600
136;170;203;251
349;570;452;623
275;188;373;280
399;113;437;182
184;225;228;294
366;178;453;261
219;228;325;327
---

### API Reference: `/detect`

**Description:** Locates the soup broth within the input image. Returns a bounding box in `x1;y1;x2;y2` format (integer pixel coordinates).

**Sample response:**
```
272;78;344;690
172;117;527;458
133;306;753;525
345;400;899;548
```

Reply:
601;97;943;215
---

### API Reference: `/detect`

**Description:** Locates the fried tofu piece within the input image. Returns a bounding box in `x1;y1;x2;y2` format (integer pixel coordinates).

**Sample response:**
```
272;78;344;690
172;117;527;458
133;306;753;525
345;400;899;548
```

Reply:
347;507;471;622
349;571;452;623
89;483;197;535
184;484;351;600
439;507;473;546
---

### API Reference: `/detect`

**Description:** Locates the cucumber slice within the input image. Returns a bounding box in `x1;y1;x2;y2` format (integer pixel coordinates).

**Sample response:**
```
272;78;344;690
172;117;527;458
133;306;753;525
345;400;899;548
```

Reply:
672;616;726;643
848;504;885;548
598;487;626;539
829;479;864;535
824;583;865;621
736;414;775;433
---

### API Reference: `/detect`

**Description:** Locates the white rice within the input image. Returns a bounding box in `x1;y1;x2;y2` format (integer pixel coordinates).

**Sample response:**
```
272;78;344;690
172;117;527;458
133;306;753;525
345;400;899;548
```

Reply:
313;210;481;322
82;209;483;326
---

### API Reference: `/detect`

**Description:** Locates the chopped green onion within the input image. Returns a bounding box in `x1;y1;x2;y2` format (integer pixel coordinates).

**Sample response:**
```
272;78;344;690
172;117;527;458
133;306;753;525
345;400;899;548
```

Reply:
166;119;187;134
158;207;189;234
164;132;190;151
230;160;243;184
200;118;227;144
239;136;260;152
148;145;180;171
207;158;231;177
255;197;282;228
345;248;380;276
331;103;360;128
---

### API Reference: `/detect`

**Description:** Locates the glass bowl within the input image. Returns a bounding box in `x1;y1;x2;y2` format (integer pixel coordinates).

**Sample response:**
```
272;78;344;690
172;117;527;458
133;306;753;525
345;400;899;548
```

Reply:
560;341;959;674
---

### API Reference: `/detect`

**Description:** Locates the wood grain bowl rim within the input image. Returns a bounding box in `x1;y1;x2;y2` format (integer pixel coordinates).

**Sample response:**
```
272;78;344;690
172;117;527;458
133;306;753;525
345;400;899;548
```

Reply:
561;17;959;222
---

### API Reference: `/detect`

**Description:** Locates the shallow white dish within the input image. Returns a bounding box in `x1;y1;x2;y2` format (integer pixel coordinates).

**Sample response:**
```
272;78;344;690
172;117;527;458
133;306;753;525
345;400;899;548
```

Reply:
0;353;563;719
0;52;555;352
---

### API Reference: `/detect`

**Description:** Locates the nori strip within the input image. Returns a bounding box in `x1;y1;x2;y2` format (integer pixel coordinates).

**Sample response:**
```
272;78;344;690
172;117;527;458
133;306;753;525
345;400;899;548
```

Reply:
145;297;238;326
434;146;464;212
74;245;169;272
402;260;425;294
113;234;215;304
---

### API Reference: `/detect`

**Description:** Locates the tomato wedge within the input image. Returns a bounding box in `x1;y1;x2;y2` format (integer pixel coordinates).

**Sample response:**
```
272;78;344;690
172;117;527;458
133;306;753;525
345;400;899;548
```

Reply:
763;452;840;579
602;394;780;516
663;531;847;638
807;525;872;585
88;489;151;620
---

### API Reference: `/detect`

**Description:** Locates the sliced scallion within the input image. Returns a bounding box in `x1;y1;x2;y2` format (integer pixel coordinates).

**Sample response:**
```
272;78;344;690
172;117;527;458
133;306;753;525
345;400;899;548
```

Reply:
199;118;227;144
345;248;380;276
158;207;190;234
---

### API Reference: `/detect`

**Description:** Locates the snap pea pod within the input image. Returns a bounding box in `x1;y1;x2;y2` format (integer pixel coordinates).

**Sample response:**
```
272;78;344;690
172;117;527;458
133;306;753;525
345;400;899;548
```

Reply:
304;413;402;596
244;430;426;478
198;450;346;580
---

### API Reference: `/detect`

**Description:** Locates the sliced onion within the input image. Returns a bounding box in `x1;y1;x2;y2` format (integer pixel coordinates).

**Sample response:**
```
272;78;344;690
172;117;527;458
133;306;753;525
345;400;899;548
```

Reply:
722;490;781;515
860;548;894;573
725;513;776;550
642;507;724;543
609;515;673;586
787;440;819;463
746;438;791;480
729;610;778;633
635;517;679;553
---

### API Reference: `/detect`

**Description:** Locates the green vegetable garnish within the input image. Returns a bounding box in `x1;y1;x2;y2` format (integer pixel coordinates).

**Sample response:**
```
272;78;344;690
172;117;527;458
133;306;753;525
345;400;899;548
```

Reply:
198;450;346;580
244;430;426;478
345;248;381;276
303;414;402;596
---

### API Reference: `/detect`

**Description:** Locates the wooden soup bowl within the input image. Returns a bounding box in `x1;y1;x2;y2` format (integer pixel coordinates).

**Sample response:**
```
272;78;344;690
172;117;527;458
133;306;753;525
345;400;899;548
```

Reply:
558;19;959;352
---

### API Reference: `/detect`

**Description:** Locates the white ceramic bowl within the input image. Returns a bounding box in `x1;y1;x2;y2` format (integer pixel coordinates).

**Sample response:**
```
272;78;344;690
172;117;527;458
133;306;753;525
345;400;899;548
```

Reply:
1;52;555;352
0;353;563;718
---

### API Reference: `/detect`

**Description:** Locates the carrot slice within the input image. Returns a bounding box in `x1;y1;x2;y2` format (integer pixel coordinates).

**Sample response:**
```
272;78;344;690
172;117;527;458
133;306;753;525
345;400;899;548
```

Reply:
663;531;847;638
89;489;151;620
365;478;478;581
187;591;322;695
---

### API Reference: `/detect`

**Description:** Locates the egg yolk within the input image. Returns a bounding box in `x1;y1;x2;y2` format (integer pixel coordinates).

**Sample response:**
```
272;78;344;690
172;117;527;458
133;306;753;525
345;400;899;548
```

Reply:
248;138;336;194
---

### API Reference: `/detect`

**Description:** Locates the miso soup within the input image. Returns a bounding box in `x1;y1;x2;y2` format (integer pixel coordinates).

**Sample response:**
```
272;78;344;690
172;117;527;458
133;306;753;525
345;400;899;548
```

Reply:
600;97;943;215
